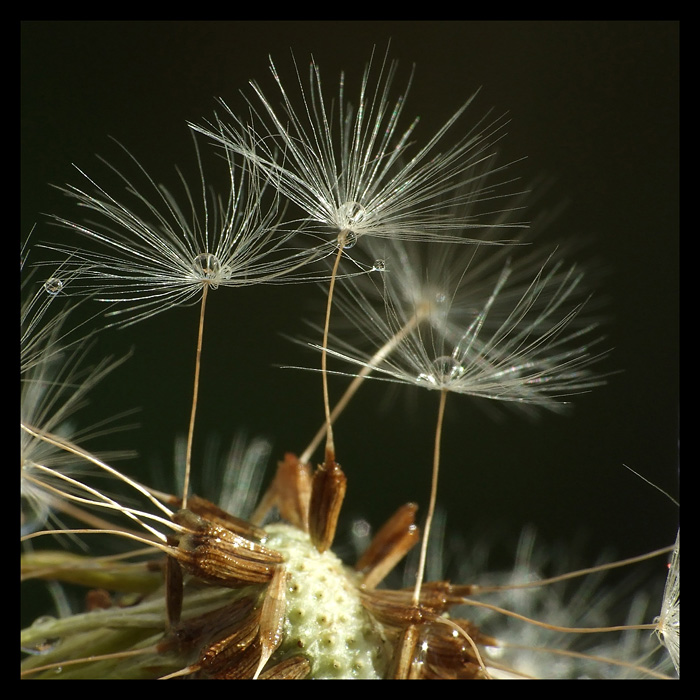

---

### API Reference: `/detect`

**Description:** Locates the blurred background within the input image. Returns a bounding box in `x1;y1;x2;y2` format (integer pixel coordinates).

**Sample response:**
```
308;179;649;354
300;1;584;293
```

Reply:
22;21;678;621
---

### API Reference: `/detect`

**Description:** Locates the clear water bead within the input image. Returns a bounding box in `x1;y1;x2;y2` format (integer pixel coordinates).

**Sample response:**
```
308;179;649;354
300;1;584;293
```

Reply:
21;616;61;655
192;253;222;287
337;230;357;249
337;201;366;248
417;355;464;387
43;278;64;296
372;259;386;272
338;201;366;228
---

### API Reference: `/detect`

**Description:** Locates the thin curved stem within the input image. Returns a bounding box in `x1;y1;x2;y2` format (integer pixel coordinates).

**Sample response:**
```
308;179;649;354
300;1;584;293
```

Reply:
321;235;348;465
412;387;448;606
183;285;209;509
472;544;675;594
300;309;424;466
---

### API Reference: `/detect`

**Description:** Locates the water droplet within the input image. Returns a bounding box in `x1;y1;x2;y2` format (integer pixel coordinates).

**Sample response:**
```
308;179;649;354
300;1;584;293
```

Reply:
337;201;366;228
372;259;386;272
21;617;61;655
21;638;61;655
417;356;464;386
434;356;464;380
192;253;222;288
43;278;64;296
337;230;357;249
416;372;437;386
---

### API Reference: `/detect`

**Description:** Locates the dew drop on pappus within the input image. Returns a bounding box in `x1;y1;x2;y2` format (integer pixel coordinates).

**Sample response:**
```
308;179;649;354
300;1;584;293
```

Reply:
192;253;222;287
338;230;358;249
417;356;464;386
338;201;366;227
43;278;64;296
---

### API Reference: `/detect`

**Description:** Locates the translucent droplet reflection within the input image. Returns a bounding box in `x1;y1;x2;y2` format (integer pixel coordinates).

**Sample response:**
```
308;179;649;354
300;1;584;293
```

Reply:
372;259;386;272
43;278;64;296
192;253;222;288
338;201;366;228
416;355;464;387
337;230;358;249
21;616;61;655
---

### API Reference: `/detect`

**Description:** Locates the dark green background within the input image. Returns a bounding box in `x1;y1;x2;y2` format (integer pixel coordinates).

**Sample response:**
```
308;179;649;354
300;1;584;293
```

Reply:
22;21;678;622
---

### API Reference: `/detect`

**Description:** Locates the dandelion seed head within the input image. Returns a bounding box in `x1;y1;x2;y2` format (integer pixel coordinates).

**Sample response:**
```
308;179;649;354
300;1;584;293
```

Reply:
265;523;392;679
336;201;367;237
416;356;465;388
312;239;608;414
38;135;325;326
22;41;674;681
193;50;522;253
21;271;133;535
656;529;679;675
191;252;224;289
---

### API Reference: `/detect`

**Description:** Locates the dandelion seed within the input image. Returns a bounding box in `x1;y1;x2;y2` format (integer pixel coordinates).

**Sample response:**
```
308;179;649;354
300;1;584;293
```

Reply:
194;49;523;252
40;133;321;326
656;529;679;675
38;133;332;508
318;243;608;412
196;50;520;469
304;240;608;614
194;48;532;467
20;318;132;536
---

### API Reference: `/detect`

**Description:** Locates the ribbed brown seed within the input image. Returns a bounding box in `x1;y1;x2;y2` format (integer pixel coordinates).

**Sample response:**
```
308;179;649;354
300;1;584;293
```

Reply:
258;655;311;680
360;581;476;628
198;606;262;678
211;638;263;679
172;510;283;586
355;503;420;589
172;494;268;542
309;460;347;553
360;595;491;679
252;453;312;531
163;596;257;660
390;624;422;679
414;620;488;679
255;565;288;678
361;590;428;629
